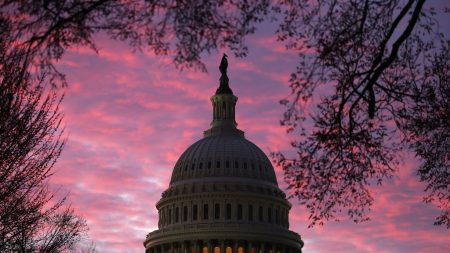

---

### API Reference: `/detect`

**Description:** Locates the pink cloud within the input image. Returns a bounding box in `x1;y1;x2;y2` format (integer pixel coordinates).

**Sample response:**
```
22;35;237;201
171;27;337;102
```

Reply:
49;24;450;253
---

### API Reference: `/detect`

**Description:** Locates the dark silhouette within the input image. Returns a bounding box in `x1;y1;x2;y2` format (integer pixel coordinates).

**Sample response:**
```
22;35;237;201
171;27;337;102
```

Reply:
0;18;91;252
219;54;228;77
273;0;449;228
1;0;448;229
216;54;233;95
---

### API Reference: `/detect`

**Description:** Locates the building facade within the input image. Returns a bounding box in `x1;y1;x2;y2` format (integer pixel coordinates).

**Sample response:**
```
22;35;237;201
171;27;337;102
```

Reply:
144;57;304;253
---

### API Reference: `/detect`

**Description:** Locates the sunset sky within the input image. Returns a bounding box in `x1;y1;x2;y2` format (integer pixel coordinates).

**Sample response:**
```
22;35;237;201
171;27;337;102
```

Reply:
52;12;450;253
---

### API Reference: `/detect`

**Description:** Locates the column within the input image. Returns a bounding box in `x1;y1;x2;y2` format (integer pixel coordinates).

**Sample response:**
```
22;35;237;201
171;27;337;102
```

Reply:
233;241;238;253
162;245;166;253
260;243;265;253
182;242;186;253
248;241;253;253
194;241;199;253
221;240;226;253
207;240;214;253
170;243;174;253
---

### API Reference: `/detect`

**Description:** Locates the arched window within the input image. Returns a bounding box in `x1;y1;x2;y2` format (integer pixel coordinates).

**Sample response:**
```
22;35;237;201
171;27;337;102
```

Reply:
237;204;243;220
193;205;198;221
268;207;272;223
214;203;220;219
222;101;226;118
183;206;188;222
203;204;209;220
275;209;279;224
175;207;179;223
259;206;263;221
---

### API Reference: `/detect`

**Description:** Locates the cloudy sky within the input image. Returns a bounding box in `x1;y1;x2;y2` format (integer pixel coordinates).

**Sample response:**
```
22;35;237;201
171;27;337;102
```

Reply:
53;10;449;253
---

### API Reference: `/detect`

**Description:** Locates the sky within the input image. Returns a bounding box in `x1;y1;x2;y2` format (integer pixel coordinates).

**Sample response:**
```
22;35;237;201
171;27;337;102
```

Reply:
53;10;449;253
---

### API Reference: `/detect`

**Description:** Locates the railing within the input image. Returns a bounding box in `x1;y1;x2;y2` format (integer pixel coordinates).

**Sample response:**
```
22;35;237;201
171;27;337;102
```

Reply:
146;222;300;239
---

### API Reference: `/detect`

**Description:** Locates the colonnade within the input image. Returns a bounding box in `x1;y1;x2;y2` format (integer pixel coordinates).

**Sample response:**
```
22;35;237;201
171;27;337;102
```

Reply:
146;240;300;253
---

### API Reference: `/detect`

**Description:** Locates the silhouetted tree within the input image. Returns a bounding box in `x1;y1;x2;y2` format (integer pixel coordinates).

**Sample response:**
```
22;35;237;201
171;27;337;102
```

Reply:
2;0;270;87
0;19;89;252
272;0;449;228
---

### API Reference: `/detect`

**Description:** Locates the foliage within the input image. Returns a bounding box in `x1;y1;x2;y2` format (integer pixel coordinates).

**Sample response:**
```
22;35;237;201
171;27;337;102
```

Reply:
2;0;271;87
0;16;89;252
272;0;449;228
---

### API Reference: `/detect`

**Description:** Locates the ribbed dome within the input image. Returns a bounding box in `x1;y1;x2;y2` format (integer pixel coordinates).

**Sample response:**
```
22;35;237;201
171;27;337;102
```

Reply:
169;133;278;185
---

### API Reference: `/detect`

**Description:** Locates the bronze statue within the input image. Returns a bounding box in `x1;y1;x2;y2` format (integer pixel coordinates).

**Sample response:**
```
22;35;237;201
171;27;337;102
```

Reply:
219;53;228;78
216;53;232;94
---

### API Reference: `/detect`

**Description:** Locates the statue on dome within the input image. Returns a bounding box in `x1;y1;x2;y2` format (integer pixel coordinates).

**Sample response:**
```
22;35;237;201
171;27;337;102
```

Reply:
219;53;228;78
216;53;233;95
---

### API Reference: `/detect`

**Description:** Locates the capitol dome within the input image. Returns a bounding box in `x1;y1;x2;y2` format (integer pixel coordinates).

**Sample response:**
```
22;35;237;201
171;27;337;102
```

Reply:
144;56;304;253
170;133;278;185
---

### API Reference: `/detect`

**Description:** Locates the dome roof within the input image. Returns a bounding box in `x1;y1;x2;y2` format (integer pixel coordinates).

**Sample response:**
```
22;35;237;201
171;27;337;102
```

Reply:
169;133;278;185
